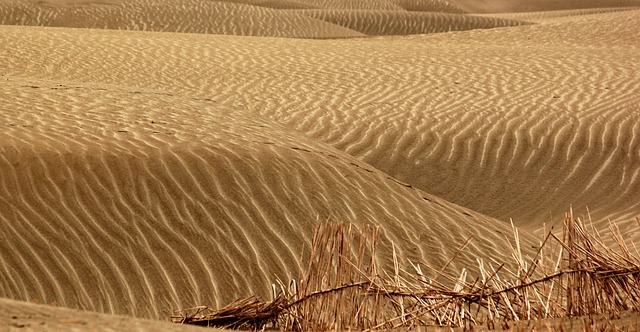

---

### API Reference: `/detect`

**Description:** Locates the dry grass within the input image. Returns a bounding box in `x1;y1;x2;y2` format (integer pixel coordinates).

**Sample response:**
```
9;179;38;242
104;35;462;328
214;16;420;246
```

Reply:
172;208;640;330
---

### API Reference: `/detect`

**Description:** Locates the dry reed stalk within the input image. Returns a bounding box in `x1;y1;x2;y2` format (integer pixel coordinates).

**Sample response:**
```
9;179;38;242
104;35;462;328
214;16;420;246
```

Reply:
173;209;640;330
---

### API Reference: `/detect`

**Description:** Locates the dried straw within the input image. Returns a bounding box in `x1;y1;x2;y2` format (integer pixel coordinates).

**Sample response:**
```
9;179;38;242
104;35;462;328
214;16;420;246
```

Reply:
172;209;640;330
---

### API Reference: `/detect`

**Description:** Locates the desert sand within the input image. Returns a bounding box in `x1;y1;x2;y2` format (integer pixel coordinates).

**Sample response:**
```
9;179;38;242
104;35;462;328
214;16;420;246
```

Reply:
0;0;639;330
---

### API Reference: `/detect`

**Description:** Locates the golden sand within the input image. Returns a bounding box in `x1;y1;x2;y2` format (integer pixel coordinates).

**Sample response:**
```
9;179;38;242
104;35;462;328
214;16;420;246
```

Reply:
0;0;639;330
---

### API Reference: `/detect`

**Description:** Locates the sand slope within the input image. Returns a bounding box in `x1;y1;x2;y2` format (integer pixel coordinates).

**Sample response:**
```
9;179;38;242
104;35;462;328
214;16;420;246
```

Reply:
2;10;637;232
450;0;640;13
0;0;524;37
390;0;465;13
291;9;526;35
0;0;365;38
0;75;534;318
475;7;640;23
0;297;215;332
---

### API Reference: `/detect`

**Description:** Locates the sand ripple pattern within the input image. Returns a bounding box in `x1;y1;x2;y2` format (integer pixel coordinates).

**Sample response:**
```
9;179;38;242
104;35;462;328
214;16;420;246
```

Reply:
0;0;364;38
224;0;466;12
450;0;640;13
1;11;638;233
475;7;640;23
293;9;526;35
0;0;519;38
0;78;531;318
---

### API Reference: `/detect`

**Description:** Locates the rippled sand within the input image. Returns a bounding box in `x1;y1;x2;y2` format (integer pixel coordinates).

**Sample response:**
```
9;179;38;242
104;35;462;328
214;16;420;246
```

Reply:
1;0;639;330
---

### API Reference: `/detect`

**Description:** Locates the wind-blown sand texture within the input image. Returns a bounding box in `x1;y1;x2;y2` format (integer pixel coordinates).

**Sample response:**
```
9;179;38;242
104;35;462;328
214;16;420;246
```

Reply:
289;9;526;35
450;0;640;13
0;0;527;37
1;0;639;329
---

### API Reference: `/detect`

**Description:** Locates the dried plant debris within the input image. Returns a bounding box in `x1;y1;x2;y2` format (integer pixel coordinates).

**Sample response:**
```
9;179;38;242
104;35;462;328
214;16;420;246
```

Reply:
172;209;640;330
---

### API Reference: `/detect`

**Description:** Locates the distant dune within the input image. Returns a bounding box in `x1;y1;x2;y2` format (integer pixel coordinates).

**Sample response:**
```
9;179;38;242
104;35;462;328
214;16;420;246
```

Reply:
450;0;640;13
0;0;639;329
0;0;365;37
0;0;524;37
290;9;526;35
474;7;640;23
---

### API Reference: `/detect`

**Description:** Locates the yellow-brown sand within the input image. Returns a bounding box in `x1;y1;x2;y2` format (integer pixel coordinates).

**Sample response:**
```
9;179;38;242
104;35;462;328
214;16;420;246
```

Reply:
3;10;638;230
450;0;640;13
0;0;639;328
0;0;365;37
0;0;523;37
0;297;217;331
0;75;533;318
474;7;640;23
288;9;526;35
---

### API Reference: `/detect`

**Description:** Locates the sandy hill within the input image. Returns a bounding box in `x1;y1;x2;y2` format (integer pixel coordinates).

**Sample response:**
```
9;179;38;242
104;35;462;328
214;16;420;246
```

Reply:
2;9;638;231
0;0;639;329
0;74;534;318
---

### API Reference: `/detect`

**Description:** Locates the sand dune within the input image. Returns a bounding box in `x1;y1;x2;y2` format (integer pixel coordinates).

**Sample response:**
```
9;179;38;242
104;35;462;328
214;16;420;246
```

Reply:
475;7;640;23
292;9;526;35
222;0;466;13
271;0;407;11
0;0;516;38
450;0;640;13
2;10;638;232
0;76;534;318
0;0;365;37
0;0;639;328
217;0;325;10
390;0;465;13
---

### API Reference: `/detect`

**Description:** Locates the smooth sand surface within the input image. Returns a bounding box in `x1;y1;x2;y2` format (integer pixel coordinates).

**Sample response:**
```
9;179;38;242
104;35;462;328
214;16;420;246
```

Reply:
1;0;639;328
